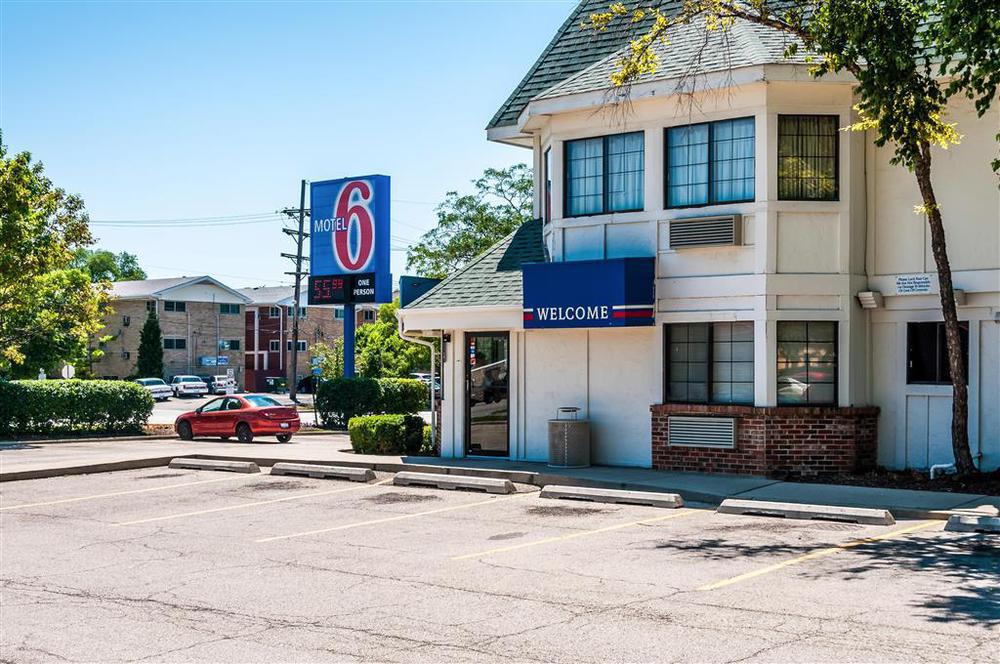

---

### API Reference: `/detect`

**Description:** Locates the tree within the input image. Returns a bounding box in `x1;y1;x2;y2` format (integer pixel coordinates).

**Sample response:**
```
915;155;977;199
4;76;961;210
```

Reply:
406;164;533;278
135;312;164;378
589;0;998;475
0;138;108;377
355;301;430;378
311;338;345;380
71;248;146;282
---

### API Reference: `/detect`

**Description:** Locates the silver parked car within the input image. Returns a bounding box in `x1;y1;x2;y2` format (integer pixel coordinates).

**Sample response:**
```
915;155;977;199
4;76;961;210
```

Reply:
135;377;172;402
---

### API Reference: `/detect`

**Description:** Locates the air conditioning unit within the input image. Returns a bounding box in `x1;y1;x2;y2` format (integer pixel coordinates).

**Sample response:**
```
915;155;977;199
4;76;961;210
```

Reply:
669;215;743;249
668;416;736;449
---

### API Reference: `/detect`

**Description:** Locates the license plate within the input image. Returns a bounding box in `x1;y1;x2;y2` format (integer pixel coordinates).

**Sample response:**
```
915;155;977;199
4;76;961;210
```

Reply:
279;422;290;429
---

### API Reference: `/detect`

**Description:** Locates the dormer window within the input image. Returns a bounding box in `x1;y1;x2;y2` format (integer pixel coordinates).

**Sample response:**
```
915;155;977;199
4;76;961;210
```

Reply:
564;132;644;217
666;117;755;208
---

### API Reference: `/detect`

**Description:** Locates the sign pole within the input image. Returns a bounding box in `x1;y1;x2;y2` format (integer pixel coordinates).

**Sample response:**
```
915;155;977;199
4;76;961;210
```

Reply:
343;303;356;378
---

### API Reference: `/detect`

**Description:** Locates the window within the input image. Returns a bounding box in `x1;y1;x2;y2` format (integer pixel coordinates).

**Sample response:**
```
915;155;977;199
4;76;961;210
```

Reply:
363;309;376;322
666;117;755;208
120;351;131;360
164;301;185;313
543;147;552;223
269;340;280;352
122;315;131;327
334;307;345;320
200;398;226;413
907;322;969;384
778;115;839;201
565;132;644;216
219;339;241;351
220;303;240;315
665;322;754;405
146;301;156;313
777;321;837;405
285;305;306;319
164;338;187;350
268;306;281;318
286;340;307;352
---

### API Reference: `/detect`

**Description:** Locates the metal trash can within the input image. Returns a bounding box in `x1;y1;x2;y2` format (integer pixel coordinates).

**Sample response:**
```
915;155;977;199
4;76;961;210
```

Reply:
548;407;590;468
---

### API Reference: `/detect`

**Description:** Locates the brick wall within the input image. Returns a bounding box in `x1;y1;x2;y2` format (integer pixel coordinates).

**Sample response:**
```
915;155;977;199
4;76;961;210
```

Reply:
650;403;879;476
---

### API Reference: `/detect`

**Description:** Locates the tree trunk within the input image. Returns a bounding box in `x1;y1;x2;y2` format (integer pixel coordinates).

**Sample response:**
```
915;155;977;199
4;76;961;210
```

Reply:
913;143;977;475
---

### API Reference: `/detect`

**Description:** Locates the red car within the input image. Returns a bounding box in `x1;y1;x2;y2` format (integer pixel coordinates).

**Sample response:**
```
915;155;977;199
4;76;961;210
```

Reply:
174;394;300;443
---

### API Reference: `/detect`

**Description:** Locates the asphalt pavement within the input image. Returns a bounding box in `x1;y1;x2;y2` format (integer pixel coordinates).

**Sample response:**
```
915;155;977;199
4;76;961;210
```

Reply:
1;467;997;662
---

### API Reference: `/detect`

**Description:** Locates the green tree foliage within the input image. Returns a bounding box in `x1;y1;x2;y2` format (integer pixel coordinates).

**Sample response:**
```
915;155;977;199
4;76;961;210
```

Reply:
405;164;533;278
71;248;146;282
311;339;345;379
355;301;430;378
590;0;998;474
135;312;164;378
0;139;108;377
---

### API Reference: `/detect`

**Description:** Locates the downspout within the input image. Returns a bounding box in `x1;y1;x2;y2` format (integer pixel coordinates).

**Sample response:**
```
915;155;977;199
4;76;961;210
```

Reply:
398;317;438;451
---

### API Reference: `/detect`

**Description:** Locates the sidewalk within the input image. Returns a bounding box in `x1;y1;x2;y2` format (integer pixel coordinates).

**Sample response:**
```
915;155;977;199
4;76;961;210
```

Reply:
1;434;996;519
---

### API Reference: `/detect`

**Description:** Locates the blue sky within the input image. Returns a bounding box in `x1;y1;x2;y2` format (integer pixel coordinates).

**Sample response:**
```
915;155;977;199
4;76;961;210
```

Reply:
1;0;575;287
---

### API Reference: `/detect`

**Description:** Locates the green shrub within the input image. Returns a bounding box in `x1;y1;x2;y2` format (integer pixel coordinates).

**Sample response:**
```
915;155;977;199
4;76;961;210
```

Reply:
379;378;428;415
0;379;154;436
347;414;424;455
316;376;428;429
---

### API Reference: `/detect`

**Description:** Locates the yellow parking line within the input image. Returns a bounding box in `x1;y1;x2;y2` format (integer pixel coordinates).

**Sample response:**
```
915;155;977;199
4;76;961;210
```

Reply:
452;508;700;560
115;479;391;526
697;520;940;591
0;474;252;511
257;491;533;543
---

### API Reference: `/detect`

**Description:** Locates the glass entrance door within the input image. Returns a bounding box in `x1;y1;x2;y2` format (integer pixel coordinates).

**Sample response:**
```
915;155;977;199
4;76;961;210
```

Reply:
465;332;509;457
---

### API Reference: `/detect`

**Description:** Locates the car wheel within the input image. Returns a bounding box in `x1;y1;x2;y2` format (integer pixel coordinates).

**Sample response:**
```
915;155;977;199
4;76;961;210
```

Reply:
276;434;292;443
177;421;193;441
236;423;254;443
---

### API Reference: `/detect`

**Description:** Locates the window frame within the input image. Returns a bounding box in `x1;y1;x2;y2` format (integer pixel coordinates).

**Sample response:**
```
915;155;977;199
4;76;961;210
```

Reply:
543;146;552;224
268;306;281;318
164;300;186;313
163;338;187;351
776;321;839;407
664;117;756;210
286;340;307;352
663;322;755;406
219;303;240;315
563;131;645;218
776;114;840;202
906;321;969;385
268;340;280;352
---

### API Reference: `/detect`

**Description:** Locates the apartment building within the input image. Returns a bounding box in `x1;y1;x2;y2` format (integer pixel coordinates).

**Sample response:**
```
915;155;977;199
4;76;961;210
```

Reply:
398;2;999;474
92;276;250;385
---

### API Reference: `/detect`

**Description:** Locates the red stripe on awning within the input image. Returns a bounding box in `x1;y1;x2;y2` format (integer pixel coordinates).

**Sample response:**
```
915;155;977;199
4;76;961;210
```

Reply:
612;309;654;319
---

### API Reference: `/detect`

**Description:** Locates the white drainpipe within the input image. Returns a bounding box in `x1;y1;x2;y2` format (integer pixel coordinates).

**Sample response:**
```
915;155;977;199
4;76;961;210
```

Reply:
397;318;438;451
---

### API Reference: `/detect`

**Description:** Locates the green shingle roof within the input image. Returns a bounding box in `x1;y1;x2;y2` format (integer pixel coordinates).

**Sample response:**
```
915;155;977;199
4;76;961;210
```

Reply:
487;0;660;130
405;220;545;309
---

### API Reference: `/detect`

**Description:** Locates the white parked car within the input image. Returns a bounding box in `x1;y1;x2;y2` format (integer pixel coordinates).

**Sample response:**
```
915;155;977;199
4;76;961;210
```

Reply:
170;375;209;398
135;378;172;402
208;374;236;394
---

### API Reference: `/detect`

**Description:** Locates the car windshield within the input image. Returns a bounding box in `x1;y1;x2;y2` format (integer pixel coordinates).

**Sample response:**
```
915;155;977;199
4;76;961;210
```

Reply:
244;395;282;408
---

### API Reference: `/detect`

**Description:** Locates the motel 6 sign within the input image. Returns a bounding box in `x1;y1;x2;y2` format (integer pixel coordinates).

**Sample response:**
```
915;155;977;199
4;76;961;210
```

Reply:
308;175;392;305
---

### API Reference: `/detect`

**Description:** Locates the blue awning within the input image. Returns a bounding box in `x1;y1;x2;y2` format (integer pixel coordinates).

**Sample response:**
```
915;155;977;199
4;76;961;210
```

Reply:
522;257;655;329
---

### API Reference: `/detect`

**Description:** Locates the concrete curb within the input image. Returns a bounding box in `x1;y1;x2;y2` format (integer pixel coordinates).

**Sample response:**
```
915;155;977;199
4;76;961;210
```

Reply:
944;514;1000;533
718;498;895;525
271;463;375;482
1;435;178;446
393;471;516;494
168;458;260;473
0;451;988;521
540;485;684;508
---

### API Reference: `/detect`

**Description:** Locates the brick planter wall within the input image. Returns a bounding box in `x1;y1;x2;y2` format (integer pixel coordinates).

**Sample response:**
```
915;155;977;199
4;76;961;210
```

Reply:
650;403;879;476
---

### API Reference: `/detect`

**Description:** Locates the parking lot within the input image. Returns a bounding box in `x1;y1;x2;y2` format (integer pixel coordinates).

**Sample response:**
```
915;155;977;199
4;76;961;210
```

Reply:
1;468;997;663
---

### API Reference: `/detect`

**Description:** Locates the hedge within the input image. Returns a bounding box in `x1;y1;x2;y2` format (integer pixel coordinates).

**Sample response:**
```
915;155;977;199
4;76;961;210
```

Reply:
0;379;154;436
316;377;428;428
347;414;424;455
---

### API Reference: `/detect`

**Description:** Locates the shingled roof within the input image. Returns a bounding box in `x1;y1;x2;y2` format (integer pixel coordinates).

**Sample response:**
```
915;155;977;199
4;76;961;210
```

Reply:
405;220;545;309
537;17;809;101
487;0;660;130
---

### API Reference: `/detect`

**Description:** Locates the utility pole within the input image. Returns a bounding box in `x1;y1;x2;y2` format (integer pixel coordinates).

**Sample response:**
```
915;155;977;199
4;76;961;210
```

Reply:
280;179;309;403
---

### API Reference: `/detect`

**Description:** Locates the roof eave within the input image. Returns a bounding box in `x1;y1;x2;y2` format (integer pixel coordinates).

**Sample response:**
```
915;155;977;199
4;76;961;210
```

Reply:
486;124;534;148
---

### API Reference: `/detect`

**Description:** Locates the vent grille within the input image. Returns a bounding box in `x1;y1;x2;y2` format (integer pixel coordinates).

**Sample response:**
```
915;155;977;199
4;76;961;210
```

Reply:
668;416;736;448
669;215;742;249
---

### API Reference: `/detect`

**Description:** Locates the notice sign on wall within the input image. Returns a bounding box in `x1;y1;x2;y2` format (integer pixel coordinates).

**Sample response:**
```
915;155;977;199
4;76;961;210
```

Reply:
896;274;934;295
522;257;655;329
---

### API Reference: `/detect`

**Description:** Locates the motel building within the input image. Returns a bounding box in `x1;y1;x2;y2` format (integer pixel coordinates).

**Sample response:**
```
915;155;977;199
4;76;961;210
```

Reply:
397;3;1000;475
